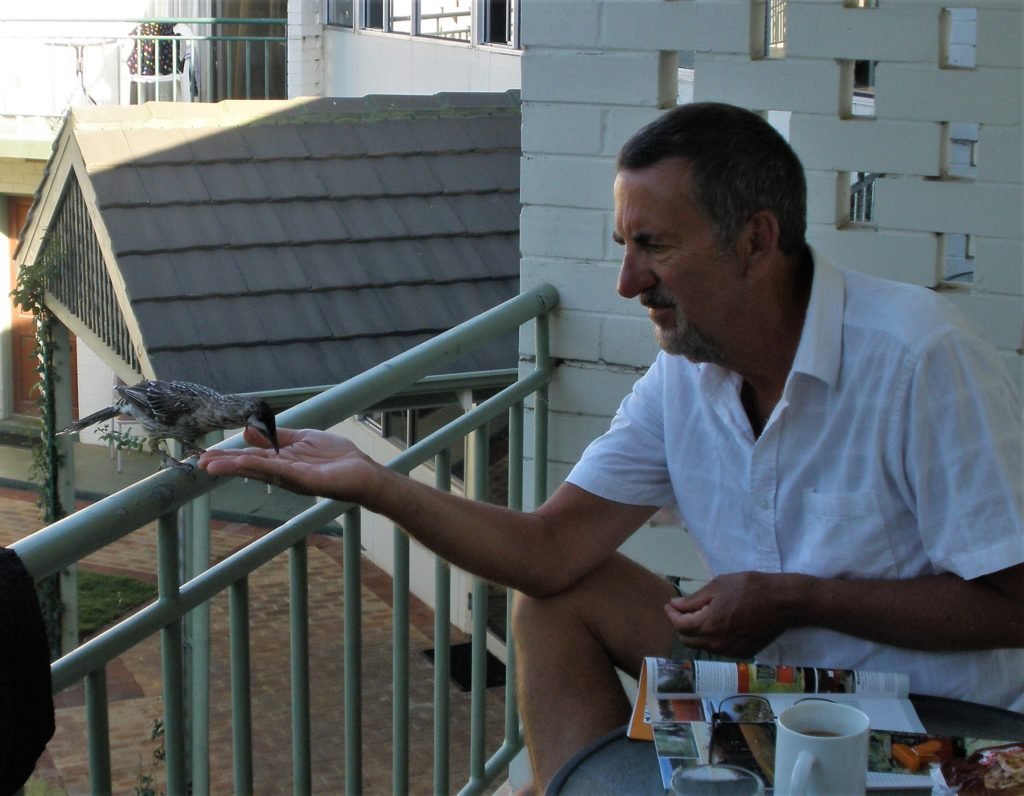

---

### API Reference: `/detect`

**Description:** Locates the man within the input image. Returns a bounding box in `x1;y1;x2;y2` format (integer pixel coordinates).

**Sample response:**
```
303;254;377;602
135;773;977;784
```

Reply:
200;103;1024;792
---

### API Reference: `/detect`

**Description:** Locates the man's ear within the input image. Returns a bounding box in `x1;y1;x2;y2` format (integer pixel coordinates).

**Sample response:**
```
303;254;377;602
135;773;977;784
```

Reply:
740;209;780;275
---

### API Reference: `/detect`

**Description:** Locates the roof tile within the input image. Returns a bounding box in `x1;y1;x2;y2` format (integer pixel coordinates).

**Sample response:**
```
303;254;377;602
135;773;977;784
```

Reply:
122;127;193;164
183;127;252;162
198;162;270;202
34;94;523;394
241;123;311;160
356;119;420;156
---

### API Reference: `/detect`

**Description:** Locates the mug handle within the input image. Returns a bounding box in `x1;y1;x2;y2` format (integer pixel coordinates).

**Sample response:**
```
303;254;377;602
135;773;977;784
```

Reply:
790;749;816;796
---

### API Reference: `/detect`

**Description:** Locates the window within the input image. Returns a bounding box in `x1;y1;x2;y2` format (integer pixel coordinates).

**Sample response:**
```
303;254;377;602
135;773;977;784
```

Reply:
327;0;354;27
850;172;879;223
364;0;385;30
483;0;517;47
764;0;786;58
420;0;472;41
358;407;510;501
340;0;518;47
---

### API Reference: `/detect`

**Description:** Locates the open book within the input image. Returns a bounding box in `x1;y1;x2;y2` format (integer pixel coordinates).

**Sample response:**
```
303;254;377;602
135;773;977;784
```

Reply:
629;658;938;790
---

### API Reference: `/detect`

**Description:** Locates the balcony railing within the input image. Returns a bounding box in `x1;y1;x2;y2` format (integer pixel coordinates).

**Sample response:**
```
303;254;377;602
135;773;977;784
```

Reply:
0;16;286;116
13;283;559;795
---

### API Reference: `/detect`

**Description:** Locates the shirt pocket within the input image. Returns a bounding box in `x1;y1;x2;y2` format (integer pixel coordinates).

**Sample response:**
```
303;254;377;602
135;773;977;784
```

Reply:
798;490;897;579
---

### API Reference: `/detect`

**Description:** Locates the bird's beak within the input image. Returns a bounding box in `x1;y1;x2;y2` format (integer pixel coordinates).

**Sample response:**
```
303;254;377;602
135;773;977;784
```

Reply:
249;404;280;454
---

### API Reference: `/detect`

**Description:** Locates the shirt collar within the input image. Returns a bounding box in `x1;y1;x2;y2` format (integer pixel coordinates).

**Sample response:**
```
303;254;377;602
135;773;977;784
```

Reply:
696;248;845;393
788;248;845;390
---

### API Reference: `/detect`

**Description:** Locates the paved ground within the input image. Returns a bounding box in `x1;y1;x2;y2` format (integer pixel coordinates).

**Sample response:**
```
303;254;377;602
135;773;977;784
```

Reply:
0;439;511;795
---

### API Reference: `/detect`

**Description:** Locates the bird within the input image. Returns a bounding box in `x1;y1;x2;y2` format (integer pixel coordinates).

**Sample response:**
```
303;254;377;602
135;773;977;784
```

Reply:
58;379;279;468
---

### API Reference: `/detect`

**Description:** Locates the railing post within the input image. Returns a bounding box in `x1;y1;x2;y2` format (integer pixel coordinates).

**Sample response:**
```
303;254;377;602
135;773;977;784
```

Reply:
85;668;112;794
189;489;213;796
343;508;363;795
52;321;78;656
533;310;551;508
392;522;410;794
230;575;253;794
290;539;312;794
468;421;490;787
433;449;453;796
157;512;188;795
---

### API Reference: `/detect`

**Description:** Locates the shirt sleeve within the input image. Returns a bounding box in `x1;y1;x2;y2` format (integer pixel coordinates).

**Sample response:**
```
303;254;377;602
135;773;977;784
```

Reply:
899;326;1024;580
566;354;676;508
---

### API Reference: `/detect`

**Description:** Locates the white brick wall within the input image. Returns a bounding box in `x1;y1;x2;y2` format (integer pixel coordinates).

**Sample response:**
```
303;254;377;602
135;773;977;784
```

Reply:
287;0;322;98
0;159;46;196
519;0;1023;522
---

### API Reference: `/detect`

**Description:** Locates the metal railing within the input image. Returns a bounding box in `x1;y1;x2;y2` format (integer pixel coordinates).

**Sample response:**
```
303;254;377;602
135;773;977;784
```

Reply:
765;0;787;56
851;172;879;223
0;16;286;115
13;283;559;794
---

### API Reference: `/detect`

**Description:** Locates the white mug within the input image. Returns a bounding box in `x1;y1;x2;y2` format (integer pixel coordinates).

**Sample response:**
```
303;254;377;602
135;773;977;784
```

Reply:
773;701;870;796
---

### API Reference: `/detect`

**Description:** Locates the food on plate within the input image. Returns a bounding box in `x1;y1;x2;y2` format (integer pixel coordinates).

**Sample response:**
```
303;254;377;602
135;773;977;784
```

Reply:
940;743;1024;794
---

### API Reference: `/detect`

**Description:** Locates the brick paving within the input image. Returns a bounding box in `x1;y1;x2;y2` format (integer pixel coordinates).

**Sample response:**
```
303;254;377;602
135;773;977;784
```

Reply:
2;486;511;795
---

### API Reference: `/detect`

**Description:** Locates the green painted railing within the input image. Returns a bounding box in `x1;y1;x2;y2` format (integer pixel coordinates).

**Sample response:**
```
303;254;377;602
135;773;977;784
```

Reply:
13;283;559;795
124;16;288;102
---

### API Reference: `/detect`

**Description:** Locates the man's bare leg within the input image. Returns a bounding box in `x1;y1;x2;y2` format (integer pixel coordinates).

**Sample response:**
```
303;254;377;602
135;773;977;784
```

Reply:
512;553;678;793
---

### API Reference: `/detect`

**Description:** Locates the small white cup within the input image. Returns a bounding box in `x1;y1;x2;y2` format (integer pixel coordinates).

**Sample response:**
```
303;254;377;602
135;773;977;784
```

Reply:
773;701;870;796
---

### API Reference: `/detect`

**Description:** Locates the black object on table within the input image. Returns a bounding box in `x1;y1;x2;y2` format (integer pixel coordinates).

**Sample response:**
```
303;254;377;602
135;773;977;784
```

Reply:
549;694;1024;794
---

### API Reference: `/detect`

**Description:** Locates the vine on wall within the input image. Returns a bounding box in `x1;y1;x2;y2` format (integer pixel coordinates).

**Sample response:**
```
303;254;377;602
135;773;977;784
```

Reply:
11;242;66;660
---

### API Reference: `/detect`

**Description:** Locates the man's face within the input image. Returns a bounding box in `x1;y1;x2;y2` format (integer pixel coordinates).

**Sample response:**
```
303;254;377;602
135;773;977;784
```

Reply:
613;158;746;364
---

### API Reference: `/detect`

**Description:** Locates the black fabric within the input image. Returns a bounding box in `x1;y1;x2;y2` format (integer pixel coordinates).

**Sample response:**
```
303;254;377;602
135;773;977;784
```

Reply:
0;548;55;796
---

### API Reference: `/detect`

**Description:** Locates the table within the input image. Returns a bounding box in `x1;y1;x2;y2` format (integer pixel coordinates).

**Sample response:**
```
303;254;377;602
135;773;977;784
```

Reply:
549;695;1024;794
44;38;119;108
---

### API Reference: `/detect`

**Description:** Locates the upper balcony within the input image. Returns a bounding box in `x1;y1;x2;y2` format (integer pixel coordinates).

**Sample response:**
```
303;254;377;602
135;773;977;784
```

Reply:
0;15;287;131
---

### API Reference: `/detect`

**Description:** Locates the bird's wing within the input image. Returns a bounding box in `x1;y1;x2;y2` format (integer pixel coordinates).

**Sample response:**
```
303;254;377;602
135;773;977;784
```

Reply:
117;381;215;422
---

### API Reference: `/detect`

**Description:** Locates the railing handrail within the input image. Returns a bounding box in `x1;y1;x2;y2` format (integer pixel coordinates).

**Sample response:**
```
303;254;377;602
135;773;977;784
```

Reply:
0;17;286;26
48;359;553;693
15;282;558;794
13;281;558;581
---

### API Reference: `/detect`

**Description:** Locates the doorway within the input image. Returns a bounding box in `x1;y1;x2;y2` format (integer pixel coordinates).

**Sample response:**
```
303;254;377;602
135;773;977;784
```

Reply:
8;197;78;418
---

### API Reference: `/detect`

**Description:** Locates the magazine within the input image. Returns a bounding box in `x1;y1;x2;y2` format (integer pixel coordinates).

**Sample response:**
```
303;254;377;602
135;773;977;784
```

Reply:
628;658;931;790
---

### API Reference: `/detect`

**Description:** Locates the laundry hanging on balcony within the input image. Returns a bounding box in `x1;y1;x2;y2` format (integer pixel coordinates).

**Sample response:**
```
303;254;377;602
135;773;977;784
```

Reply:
126;22;183;76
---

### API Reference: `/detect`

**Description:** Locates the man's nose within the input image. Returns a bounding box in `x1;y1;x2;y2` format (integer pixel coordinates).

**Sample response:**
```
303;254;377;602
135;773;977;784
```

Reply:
617;249;656;299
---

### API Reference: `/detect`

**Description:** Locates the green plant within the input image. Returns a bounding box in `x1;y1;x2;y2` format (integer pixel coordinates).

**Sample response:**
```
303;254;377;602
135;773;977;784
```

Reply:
12;241;66;659
97;422;144;453
134;719;166;796
23;777;66;796
77;570;157;640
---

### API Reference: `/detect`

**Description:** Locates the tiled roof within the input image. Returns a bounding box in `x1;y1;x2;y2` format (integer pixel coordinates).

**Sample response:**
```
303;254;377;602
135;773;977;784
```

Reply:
17;92;522;395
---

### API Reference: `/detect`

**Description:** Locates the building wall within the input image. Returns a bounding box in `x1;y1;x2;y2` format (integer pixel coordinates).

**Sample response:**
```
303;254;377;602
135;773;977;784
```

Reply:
0;159;46;197
517;0;1023;580
320;27;521;96
287;0;324;98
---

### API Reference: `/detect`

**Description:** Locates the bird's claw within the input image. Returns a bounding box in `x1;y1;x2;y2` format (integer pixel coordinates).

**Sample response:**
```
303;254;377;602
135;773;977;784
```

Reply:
157;450;198;479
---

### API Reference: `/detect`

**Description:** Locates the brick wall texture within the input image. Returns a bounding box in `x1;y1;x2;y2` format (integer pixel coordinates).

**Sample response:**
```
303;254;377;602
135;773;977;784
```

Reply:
519;0;1023;491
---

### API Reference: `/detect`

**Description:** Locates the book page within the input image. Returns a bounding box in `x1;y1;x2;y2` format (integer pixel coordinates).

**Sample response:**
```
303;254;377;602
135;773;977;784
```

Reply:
650;659;911;699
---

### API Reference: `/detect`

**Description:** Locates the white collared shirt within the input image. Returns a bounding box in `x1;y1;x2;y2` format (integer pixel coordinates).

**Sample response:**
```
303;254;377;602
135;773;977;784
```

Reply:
567;251;1024;711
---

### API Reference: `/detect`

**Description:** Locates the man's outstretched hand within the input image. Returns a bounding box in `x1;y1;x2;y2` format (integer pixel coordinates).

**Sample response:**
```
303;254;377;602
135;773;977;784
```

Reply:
199;427;379;503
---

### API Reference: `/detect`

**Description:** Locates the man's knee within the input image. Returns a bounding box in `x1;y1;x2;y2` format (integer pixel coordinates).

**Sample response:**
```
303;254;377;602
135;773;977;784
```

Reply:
511;588;567;641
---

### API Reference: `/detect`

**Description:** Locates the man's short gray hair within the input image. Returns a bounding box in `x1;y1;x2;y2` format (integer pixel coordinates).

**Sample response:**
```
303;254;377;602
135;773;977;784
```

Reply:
617;103;807;256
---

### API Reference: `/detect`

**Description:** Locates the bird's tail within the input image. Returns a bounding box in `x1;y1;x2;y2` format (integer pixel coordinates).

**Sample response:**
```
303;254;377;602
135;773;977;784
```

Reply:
57;406;121;435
